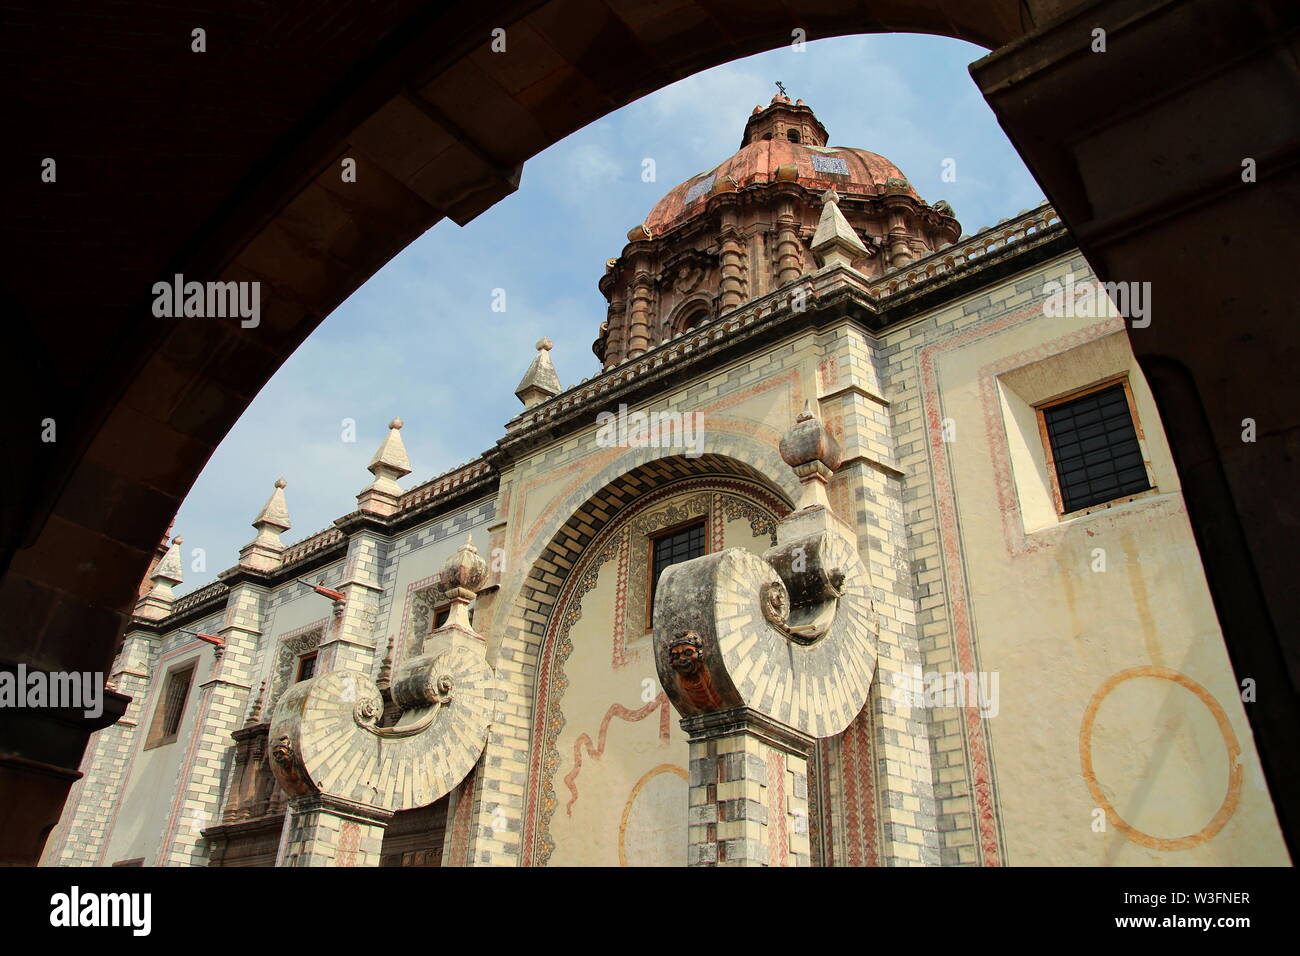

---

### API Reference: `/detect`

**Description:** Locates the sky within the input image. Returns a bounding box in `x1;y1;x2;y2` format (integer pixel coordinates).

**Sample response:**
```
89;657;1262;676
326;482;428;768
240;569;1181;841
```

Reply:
169;32;1045;592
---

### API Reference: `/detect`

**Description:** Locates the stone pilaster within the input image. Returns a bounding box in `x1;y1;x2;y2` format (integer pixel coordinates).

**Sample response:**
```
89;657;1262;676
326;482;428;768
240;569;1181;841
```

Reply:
774;201;802;287
626;273;653;358
278;794;391;867
719;214;748;310
156;583;263;866
605;289;626;368
885;201;914;270
683;708;812;866
815;322;940;866
315;532;385;676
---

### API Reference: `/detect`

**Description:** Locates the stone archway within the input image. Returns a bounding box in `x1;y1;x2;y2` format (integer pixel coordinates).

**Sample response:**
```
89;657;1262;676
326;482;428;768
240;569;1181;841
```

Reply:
520;472;790;865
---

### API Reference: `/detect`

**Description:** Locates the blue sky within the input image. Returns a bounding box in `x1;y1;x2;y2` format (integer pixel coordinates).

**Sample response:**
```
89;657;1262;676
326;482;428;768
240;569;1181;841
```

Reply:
170;32;1044;592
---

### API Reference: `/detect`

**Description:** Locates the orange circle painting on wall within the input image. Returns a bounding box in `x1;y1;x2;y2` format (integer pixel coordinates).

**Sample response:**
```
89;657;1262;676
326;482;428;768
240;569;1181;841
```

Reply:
1079;666;1243;851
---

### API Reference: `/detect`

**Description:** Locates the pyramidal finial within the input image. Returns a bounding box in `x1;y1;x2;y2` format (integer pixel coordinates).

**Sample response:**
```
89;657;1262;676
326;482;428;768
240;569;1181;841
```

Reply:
515;336;562;408
253;478;291;534
154;535;184;585
136;533;185;620
358;418;412;516
811;189;868;274
239;478;291;571
369;419;412;478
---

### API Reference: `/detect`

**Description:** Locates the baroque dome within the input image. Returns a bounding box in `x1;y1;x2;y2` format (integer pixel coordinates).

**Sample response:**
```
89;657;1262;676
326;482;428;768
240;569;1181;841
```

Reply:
646;140;919;237
596;93;959;369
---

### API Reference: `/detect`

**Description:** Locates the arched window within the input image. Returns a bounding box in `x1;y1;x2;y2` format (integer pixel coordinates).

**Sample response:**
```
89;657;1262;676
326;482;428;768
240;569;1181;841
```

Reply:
671;301;710;338
681;305;709;331
787;129;800;143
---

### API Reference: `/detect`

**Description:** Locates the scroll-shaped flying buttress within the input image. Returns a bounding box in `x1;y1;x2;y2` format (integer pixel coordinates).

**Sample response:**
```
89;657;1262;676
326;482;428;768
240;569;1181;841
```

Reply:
652;526;875;739
269;535;495;812
268;640;494;811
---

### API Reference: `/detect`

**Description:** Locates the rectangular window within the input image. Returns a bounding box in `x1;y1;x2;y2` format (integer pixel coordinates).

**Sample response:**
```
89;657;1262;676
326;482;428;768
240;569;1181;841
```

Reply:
144;663;196;749
1038;379;1151;514
296;652;317;682
648;520;707;626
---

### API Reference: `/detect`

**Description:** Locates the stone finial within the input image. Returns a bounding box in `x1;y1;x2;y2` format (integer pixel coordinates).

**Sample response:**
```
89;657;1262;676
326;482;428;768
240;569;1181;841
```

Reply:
136;534;185;620
376;635;396;690
239;478;292;571
246;681;267;726
434;535;489;636
358;418;412;516
810;189;868;273
779;401;843;511
514;337;562;408
438;534;489;598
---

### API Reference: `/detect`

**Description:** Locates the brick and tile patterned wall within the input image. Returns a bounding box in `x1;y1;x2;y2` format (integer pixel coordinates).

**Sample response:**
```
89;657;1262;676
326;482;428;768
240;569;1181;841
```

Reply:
56;244;1216;868
280;796;390;867
686;727;812;867
156;586;265;866
42;629;159;866
868;254;1100;865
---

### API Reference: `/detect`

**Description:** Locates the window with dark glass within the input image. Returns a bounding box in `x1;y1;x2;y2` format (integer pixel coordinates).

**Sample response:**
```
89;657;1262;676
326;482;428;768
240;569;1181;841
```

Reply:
649;521;706;625
296;652;317;682
145;663;195;749
680;306;710;333
1040;380;1150;514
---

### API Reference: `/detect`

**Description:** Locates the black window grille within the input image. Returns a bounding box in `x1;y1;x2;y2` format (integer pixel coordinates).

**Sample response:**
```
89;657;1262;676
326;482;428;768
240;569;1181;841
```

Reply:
160;667;193;738
1042;382;1150;513
650;522;706;620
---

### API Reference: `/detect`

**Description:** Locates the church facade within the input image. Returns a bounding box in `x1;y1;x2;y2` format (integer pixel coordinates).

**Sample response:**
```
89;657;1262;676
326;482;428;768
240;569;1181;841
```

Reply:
42;96;1289;867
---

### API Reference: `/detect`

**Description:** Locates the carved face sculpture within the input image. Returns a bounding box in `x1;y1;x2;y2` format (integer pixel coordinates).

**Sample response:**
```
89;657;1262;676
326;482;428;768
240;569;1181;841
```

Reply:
666;631;726;712
271;734;293;767
668;636;703;674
